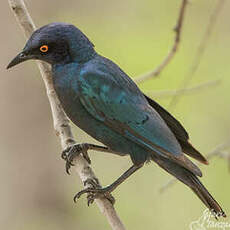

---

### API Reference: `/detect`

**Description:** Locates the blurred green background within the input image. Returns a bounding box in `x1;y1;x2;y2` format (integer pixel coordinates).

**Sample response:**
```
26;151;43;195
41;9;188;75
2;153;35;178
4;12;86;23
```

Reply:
1;0;230;229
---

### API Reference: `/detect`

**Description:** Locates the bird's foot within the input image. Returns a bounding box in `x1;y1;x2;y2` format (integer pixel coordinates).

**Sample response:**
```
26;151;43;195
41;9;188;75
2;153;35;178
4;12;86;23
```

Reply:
61;143;91;174
74;178;115;206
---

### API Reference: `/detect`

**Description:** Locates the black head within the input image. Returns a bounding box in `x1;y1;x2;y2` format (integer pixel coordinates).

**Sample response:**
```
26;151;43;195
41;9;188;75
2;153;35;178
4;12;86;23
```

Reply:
7;22;95;69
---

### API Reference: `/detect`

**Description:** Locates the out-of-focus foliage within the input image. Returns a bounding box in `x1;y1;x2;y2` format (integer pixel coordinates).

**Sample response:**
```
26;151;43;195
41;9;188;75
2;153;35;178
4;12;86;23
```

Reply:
1;0;230;229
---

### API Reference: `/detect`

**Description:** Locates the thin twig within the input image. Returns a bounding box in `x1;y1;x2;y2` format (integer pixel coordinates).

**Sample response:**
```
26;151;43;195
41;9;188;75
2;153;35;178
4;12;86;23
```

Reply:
146;79;221;99
168;0;226;110
8;1;126;230
160;140;230;193
135;0;188;83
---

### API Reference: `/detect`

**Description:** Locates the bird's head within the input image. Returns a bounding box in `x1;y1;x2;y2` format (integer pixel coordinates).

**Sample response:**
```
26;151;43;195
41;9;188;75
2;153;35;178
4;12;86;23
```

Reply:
7;22;95;69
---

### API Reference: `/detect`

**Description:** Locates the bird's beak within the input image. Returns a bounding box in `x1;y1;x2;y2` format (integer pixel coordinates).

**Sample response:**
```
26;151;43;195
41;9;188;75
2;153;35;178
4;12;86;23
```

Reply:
7;51;30;69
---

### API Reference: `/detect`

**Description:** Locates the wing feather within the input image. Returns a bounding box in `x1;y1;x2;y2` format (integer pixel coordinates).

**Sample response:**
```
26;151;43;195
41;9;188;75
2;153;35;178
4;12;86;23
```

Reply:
78;69;202;176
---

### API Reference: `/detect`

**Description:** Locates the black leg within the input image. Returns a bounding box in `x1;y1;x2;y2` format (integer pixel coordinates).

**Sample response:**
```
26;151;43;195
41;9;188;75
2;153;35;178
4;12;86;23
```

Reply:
74;164;143;205
61;143;119;174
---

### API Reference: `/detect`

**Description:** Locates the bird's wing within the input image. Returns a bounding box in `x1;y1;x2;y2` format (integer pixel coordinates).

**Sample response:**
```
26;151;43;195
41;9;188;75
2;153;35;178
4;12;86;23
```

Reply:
144;95;189;141
144;95;208;164
78;67;201;176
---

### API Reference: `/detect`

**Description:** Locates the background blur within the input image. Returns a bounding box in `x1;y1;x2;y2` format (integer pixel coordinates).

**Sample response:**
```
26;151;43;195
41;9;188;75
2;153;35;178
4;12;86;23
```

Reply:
1;0;230;229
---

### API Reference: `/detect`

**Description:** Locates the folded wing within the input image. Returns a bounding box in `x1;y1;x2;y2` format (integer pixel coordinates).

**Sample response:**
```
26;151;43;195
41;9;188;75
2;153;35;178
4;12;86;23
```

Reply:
78;68;202;176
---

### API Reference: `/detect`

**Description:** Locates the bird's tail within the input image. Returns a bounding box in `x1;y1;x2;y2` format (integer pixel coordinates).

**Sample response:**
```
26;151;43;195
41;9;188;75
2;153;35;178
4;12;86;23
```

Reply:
151;155;226;217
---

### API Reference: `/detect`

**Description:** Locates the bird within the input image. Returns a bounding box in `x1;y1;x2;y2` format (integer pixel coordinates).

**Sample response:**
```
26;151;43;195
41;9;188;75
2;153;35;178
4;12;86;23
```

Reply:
7;22;226;217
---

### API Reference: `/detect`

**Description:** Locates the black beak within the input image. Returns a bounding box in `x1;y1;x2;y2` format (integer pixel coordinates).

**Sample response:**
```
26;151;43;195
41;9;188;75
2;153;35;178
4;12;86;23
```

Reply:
7;51;30;69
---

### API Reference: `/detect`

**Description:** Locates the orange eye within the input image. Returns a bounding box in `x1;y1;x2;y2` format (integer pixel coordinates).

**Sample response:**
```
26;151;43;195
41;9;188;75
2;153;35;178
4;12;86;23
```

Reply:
40;45;49;53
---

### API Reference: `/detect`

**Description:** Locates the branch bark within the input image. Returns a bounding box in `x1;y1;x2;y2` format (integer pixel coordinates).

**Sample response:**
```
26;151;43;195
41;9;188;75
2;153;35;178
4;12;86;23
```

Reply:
8;1;126;230
135;0;188;83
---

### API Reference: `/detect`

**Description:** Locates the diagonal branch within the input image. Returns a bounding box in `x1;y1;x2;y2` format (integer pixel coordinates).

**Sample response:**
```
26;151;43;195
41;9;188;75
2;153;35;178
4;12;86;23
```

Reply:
146;79;221;99
8;1;126;230
135;0;188;83
168;0;226;110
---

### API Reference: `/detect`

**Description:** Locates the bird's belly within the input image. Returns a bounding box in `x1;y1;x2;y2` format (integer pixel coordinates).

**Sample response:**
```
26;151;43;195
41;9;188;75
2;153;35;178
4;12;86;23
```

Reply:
62;97;126;152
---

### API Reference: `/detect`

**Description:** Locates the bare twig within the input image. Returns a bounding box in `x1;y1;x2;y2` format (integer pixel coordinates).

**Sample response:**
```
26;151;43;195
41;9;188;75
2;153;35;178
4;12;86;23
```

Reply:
160;139;230;193
135;0;188;83
168;0;226;110
8;1;126;229
146;79;220;99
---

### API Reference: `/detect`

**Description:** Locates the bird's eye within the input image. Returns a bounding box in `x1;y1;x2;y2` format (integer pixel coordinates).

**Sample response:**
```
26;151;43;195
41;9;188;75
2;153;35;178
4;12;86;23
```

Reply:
40;45;49;53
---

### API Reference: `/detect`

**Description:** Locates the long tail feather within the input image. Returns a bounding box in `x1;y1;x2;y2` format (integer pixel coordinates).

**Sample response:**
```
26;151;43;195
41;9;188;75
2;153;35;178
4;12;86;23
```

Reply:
152;155;226;217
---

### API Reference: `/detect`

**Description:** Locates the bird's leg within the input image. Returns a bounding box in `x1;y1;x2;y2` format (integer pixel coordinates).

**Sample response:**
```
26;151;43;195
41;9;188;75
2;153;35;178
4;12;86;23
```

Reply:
61;143;117;174
74;164;143;205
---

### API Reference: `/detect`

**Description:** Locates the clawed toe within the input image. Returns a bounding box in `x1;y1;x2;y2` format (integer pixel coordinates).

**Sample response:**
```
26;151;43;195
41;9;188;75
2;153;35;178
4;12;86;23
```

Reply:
61;148;70;161
74;187;115;205
83;178;100;187
74;178;101;202
61;143;92;174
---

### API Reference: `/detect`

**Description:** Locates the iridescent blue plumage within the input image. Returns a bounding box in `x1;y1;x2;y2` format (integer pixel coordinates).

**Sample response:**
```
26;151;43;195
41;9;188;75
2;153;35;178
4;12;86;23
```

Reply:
7;22;225;217
53;53;202;175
